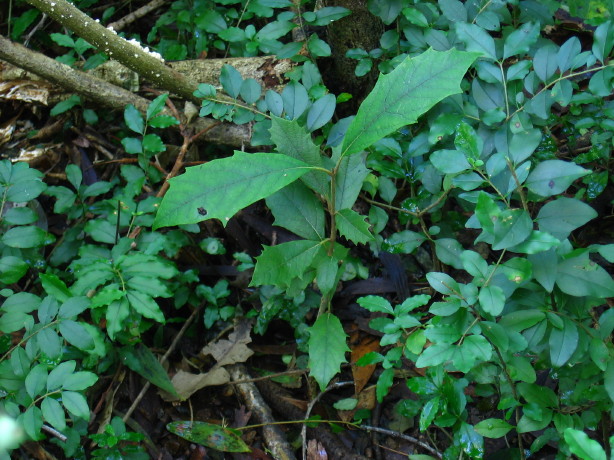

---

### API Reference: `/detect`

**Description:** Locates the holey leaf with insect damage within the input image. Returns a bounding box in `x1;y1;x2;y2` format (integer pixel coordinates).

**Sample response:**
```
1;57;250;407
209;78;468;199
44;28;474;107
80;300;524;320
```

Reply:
154;151;311;228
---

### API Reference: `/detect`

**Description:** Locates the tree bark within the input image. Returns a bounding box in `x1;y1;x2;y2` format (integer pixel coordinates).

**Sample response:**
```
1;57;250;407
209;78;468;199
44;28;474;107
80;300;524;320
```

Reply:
324;0;383;112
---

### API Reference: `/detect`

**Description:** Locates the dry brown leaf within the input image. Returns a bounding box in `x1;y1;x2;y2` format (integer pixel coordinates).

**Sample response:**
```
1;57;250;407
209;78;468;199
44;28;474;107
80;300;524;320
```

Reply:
351;335;380;394
164;367;230;401
201;320;254;366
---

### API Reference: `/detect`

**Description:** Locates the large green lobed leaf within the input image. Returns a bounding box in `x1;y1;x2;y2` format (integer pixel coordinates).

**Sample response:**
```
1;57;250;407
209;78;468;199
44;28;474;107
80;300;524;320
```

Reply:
341;48;478;156
154;152;310;228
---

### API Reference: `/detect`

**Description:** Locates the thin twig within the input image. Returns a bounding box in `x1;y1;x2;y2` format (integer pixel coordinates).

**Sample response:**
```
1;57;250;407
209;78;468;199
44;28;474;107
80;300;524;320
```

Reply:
107;0;166;31
301;381;354;460
42;424;67;442
360;425;442;459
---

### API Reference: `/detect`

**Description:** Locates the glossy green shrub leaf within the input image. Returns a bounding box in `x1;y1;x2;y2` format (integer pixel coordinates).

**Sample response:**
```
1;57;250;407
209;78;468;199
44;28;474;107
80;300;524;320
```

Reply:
526;160;590;197
426;272;460;295
142;134;166;154
50;94;81;116
61;391;90;419
416;343;453;368
148;114;179;129
533;44;559;82
146;94;167;120
306;93;336;132
220;64;242;98
0;256;28;284
509;231;560;254
47;361;76;392
11;8;40;41
589;337;609;371
124;104;144;134
499;310;545;331
492;209;532;250
2;226;53;248
36;328;62;358
461;251;489;279
307;33;332;57
59;319;95;350
239;78;261;104
456;422;484;457
434;238;463;270
558;37;581;72
376;368;395;402
309;6;350;25
0;161;46;202
342;48;477;156
154;152;310;228
3;206;38;225
592;20;614;64
167;421;250;452
454;335;492;371
419;396;440;431
555;254;614;298
564;428;607;460
121;137;142;154
281;82;309;119
308;313;350;390
455;22;496;60
536;198;597;239
549;317;579;367
126;291;165;323
358;296;394;314
25;364;48;398
120;345;178;398
196;10;227;33
219;27;245;42
106;298;129;340
40;273;71;302
22;406;43;440
439;0;467;22
62;371;98;391
478;285;505;316
503;22;540;58
265;90;283;117
58;297;90;318
0;312;30;333
41;397;66;432
316;258;339;296
256;19;295;40
430;150;470;173
509;129;542;164
383;230;426;254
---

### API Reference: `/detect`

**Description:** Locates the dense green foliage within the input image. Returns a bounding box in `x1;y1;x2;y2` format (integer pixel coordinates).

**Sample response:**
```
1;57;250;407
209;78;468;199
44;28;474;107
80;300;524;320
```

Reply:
1;0;613;458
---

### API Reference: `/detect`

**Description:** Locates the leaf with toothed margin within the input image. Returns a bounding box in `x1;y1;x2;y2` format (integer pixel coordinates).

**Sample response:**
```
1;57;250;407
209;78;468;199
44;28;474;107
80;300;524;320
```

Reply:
153;151;310;228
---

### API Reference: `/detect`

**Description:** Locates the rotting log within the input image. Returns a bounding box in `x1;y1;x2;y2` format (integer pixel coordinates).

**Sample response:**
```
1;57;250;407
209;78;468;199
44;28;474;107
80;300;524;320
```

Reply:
0;35;255;147
2;0;295;147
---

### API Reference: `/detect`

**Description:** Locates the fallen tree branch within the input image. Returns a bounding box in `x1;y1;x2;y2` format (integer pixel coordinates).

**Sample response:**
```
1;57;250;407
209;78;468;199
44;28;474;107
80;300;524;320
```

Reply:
0;34;250;147
107;0;167;32
24;0;201;103
229;364;298;460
